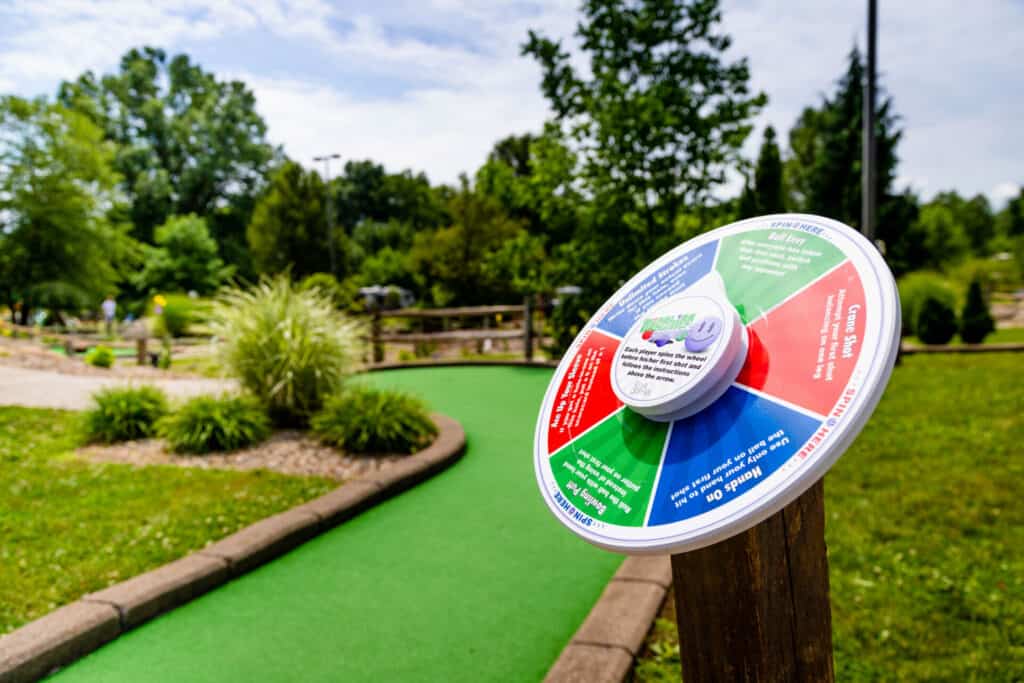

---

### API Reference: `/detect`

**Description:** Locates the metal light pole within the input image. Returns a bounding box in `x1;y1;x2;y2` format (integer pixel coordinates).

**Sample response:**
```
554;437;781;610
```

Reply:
862;0;878;242
314;153;341;276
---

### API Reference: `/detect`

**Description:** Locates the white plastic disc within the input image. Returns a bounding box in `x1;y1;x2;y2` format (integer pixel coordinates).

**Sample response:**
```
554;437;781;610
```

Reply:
534;214;900;554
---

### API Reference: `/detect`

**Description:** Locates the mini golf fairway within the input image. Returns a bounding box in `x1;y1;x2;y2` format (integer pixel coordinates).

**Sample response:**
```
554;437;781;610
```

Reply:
50;366;623;682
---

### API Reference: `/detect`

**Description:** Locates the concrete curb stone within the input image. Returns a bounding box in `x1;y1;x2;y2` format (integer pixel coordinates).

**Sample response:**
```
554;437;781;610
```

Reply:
544;555;672;683
0;602;119;683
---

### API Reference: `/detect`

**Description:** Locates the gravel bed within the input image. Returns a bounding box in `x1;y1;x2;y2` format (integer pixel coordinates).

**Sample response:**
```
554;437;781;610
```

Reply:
0;336;204;379
79;431;407;481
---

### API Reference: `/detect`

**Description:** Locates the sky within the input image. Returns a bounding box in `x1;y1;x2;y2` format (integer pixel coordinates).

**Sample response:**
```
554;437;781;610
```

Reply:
0;0;1021;207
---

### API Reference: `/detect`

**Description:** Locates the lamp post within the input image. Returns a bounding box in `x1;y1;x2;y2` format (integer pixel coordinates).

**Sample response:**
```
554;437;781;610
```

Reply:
862;0;877;242
314;153;341;276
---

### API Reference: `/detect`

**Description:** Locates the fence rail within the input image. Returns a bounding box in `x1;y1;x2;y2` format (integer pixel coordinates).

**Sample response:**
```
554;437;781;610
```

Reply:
367;299;536;364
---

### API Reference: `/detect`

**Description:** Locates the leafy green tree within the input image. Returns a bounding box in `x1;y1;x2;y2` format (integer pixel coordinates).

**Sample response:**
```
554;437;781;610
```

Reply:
247;161;347;279
333;160;446;233
523;0;765;263
409;178;525;305
134;214;232;295
0;96;138;323
476;126;581;247
916;203;971;268
959;278;995;344
931;191;995;255
57;47;277;269
916;296;958;345
995;187;1024;239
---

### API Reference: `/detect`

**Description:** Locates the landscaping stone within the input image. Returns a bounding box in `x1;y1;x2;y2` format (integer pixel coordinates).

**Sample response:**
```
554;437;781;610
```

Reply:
614;555;672;588
292;480;384;530
543;643;634;683
0;602;119;683
572;580;666;656
198;509;321;575
82;554;229;629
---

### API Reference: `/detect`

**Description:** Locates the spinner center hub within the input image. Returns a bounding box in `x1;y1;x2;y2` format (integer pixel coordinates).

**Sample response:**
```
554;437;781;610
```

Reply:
610;291;747;422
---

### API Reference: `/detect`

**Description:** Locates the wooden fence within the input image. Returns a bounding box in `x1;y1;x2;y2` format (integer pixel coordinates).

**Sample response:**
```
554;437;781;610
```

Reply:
367;299;536;364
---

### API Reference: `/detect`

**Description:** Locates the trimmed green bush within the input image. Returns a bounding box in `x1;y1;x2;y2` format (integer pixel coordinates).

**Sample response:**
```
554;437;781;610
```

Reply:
211;276;365;425
158;394;270;454
916;296;958;345
960;278;995;344
84;386;169;443
897;272;958;337
83;345;115;368
311;386;437;454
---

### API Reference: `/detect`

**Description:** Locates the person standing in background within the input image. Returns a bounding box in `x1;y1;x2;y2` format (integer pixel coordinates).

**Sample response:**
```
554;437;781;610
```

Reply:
101;294;117;337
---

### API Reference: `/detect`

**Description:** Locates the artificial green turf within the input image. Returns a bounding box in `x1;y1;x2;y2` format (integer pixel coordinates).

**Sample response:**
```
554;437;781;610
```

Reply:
51;367;623;683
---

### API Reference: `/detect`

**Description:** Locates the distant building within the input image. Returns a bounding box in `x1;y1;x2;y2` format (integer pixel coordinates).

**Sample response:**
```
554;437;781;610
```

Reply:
358;285;415;310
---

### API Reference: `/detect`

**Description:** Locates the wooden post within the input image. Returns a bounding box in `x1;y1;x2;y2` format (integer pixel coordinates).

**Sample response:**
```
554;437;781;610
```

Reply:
371;311;384;364
136;338;147;366
523;297;534;362
671;479;834;683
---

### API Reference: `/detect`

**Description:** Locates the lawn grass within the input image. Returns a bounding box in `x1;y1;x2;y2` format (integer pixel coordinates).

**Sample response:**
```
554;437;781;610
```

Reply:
634;352;1024;682
0;407;334;635
905;326;1024;346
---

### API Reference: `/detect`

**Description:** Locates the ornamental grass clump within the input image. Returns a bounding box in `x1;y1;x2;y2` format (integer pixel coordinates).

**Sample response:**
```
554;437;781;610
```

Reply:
84;385;169;443
311;386;437;455
211;276;365;425
157;394;270;454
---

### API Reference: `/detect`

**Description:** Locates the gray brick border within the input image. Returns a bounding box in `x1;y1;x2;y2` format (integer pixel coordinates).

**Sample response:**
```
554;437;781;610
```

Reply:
544;555;672;683
0;413;465;683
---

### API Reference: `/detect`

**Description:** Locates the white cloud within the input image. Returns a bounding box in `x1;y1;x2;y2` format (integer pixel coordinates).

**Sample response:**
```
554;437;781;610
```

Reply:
990;182;1021;207
1;0;1021;203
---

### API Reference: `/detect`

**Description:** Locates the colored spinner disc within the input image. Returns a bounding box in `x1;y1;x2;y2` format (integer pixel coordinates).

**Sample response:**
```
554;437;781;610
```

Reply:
534;214;900;554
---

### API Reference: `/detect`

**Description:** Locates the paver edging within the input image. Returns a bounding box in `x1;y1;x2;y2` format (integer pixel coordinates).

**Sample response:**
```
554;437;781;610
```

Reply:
544;555;672;683
0;413;466;683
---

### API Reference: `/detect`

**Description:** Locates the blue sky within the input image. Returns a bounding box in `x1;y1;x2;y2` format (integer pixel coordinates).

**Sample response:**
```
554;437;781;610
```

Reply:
1;0;1021;207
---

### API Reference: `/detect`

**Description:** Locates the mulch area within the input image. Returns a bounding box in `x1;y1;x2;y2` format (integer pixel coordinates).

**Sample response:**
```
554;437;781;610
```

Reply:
79;431;407;481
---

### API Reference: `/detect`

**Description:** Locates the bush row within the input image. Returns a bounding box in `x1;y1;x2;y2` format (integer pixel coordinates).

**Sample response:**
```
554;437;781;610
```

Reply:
83;384;435;455
898;273;995;345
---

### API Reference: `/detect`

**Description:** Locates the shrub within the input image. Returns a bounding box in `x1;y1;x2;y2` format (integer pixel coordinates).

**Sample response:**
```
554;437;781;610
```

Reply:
211;276;365;425
897;272;958;338
960;278;995;344
153;294;209;338
84;386;169;443
311;386;437;454
916;296;958;345
158;394;270;454
84;345;115;368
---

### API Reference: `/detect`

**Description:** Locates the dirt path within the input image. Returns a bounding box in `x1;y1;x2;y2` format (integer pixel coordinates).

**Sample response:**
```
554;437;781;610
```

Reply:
0;365;232;410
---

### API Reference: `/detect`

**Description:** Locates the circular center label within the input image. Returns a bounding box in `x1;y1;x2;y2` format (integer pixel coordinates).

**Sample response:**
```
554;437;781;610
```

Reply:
611;295;726;406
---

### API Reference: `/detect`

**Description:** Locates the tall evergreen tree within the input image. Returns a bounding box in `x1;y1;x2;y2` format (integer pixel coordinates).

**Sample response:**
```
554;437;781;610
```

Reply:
753;125;785;214
784;47;915;272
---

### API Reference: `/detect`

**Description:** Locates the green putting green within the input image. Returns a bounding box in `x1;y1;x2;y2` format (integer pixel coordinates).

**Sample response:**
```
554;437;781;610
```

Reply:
52;366;623;682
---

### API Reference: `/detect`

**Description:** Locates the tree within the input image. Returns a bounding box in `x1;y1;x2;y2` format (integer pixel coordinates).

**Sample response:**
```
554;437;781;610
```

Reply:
996;187;1024;239
753;126;785;214
409;178;525;305
333;160;446;234
523;0;765;264
916;203;971;268
932;191;995;255
0;96;138;323
784;47;909;265
134;214;231;295
959;277;994;344
476;126;582;247
247;161;347;279
57;47;277;269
